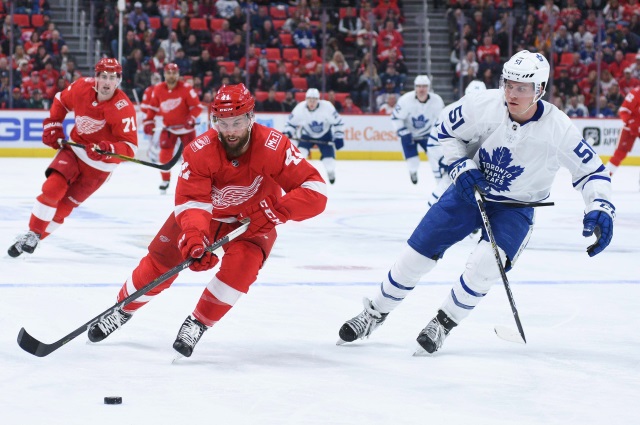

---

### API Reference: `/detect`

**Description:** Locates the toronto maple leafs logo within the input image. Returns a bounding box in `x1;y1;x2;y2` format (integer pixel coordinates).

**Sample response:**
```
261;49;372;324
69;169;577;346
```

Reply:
309;121;324;133
75;116;106;134
160;97;182;113
211;176;263;208
411;115;429;129
479;147;524;192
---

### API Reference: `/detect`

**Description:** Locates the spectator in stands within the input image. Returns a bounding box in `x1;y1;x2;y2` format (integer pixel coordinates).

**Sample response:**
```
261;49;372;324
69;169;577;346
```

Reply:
40;60;59;89
299;46;320;76
43;30;66;56
573;24;591;51
228;6;247;33
151;47;168;74
565;95;589;118
155;16;171;41
305;63;323;91
258;88;284;112
356;19;378;59
338;6;362;50
13;45;29;66
603;0;624;24
293;21;317;49
142;0;161;18
629;54;640;80
599;68;617;94
129;2;151;30
271;62;294;92
454;50;478;96
23;70;47;99
476;34;500;64
183;33;203;62
133;59;152;103
554;68;574;98
553;25;574;54
609;50;631;80
33;45;52;72
579;38;597;65
11;87;29;108
328;66;353;94
618;22;640;54
0;70;11;105
251;5;271;30
255;19;281;49
230;65;245;85
249;64;270;92
124;48;145;95
342;96;363;114
174;48;191;75
160;31;182;61
115;30;142;60
606;82;625;112
25;31;42;57
373;0;401;26
354;62;381;112
282;91;296;112
378;93;397;115
578;70;598;108
238;45;260;75
27;89;47;109
376;78;398;110
326;90;344;113
192;49;218;81
568;51;588;81
174;18;192;45
198;0;217;20
618;67;640;96
206;33;229;61
591;95;615;118
328;51;351;75
226;33;244;63
215;20;236;47
216;0;240;19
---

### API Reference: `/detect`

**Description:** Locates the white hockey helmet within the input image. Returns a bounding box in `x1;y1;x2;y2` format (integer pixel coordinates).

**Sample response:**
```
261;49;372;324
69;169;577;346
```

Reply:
465;80;487;95
414;75;431;86
305;88;320;99
501;50;550;101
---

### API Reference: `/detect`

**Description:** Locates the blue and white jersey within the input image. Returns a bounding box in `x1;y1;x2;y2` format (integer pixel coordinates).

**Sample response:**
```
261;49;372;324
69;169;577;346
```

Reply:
438;89;612;205
391;91;445;140
284;100;344;142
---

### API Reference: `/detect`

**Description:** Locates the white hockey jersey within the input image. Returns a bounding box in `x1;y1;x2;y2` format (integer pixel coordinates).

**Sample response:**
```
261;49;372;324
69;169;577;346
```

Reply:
438;89;612;205
391;91;445;140
284;100;344;142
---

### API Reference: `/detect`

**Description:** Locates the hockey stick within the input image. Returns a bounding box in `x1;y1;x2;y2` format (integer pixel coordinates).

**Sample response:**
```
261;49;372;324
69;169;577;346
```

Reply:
61;139;184;171
17;222;249;357
473;186;526;344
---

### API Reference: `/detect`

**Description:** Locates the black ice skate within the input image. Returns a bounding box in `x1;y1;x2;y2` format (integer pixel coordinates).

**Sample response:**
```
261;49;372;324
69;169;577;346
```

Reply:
159;180;170;194
87;307;133;342
415;309;457;355
410;172;418;184
327;171;336;184
173;315;208;357
8;231;41;258
337;297;388;345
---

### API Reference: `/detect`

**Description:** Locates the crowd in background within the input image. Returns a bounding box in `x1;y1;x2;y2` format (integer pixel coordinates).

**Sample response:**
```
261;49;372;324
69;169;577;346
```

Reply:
448;0;640;117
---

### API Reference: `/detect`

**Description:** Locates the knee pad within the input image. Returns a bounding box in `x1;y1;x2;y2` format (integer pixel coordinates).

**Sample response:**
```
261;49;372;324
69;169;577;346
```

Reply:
216;241;264;293
52;197;76;223
390;244;437;286
41;171;68;204
462;240;504;293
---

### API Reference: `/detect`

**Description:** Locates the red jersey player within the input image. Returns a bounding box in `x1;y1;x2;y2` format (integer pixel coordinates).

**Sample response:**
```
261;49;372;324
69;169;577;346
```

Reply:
87;84;328;358
8;58;138;258
140;72;162;163
142;63;203;193
606;86;640;180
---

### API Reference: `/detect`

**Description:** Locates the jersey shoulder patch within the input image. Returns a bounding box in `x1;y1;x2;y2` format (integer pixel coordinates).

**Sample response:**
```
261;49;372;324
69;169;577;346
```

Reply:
265;130;282;151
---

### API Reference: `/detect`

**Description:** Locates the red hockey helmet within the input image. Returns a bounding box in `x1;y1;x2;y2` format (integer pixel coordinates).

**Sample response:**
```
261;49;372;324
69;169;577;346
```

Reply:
95;57;122;76
164;63;179;73
210;84;255;119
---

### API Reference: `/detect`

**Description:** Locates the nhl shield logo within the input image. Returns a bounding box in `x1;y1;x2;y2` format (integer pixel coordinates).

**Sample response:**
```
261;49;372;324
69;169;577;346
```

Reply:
583;127;600;146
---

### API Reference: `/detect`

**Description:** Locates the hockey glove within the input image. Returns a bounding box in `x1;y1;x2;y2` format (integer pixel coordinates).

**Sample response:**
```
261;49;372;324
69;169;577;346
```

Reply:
86;141;115;161
143;121;155;136
449;158;490;205
186;116;197;129
582;199;615;257
333;138;344;150
42;119;64;149
237;195;291;238
178;228;219;272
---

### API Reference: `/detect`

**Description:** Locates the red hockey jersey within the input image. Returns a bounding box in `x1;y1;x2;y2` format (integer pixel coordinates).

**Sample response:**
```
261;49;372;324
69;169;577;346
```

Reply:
144;81;203;135
174;123;328;233
618;86;640;136
49;78;138;171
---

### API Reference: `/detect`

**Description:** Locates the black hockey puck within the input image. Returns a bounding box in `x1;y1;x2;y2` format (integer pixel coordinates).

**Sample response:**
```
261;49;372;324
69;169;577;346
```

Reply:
104;396;122;405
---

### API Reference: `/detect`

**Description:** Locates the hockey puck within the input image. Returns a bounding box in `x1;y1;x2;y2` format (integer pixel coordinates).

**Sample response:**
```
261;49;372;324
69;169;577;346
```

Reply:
104;396;122;405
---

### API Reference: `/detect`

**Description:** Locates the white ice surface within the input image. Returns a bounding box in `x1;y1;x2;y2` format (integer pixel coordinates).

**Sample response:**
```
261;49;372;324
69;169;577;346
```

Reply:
1;158;639;425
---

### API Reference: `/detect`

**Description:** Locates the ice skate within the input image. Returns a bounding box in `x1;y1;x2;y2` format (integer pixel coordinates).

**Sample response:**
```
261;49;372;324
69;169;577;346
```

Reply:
159;180;170;194
7;231;40;258
414;310;457;355
87;307;133;342
410;172;418;184
337;298;388;345
327;171;336;185
173;315;208;358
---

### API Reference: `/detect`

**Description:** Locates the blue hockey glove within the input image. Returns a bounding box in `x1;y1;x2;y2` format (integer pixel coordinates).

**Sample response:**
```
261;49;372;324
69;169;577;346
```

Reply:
333;138;344;150
582;199;615;257
449;158;490;205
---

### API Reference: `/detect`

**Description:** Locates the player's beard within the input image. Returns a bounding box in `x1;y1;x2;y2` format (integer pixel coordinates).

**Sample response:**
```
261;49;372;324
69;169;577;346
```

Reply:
219;131;251;158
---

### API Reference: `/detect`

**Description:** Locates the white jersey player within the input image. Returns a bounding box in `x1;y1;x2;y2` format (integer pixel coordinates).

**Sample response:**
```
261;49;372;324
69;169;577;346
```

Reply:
337;50;615;354
283;88;345;184
426;80;487;206
391;75;445;184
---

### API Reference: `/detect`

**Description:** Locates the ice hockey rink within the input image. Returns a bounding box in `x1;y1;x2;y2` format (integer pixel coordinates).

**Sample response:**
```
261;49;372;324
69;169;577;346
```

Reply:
1;157;638;425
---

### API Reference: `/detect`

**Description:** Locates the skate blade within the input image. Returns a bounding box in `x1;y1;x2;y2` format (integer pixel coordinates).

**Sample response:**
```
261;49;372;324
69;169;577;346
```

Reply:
412;346;432;357
336;338;348;346
171;354;185;364
494;325;526;344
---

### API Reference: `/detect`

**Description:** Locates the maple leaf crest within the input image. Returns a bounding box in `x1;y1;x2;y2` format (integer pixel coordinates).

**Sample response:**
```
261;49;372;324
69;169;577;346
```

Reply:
479;147;524;193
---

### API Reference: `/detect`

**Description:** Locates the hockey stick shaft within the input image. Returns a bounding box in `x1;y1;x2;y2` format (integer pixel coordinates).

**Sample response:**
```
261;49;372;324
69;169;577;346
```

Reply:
473;187;527;343
17;222;249;357
61;140;184;171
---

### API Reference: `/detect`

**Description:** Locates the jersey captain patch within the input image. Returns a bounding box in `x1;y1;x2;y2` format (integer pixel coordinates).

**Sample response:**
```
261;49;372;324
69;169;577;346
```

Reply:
265;131;282;150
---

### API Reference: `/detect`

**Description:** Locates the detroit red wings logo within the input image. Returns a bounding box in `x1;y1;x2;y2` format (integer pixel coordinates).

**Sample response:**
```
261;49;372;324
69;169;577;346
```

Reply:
160;97;182;113
75;116;106;134
211;176;263;208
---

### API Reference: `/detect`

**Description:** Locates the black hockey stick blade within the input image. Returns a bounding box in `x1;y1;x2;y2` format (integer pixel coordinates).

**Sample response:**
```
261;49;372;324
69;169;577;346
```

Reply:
60;140;184;171
17;222;249;357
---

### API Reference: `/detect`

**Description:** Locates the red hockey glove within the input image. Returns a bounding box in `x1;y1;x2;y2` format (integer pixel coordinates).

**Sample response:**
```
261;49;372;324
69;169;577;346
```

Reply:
86;141;115;161
178;229;218;272
143;121;155;135
42;119;64;149
186;116;197;129
237;195;291;238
